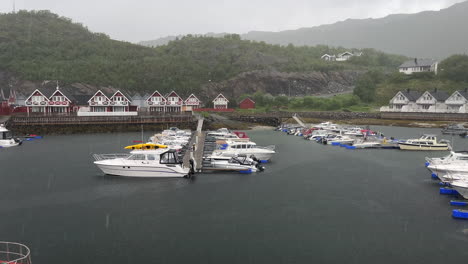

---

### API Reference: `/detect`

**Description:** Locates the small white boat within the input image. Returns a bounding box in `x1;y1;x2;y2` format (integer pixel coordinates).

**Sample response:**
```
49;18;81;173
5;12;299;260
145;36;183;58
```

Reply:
398;134;449;151
93;149;193;178
326;135;355;145
352;140;381;149
450;180;468;199
0;124;21;148
309;130;328;140
427;162;468;176
213;140;276;162
343;127;364;137
203;154;265;172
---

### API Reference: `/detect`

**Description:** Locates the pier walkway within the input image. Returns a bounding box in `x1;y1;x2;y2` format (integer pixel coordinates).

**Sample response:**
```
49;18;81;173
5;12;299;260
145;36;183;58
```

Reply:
183;116;205;172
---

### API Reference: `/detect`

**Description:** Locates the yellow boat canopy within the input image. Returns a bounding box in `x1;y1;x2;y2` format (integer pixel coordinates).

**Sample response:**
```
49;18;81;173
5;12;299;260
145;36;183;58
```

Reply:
124;143;168;150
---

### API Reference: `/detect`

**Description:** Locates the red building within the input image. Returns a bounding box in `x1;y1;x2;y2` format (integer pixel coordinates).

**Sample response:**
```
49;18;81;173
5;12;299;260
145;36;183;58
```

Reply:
239;97;255;109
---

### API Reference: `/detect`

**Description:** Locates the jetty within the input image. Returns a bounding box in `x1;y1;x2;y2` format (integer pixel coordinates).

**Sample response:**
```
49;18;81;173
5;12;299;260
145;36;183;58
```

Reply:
183;116;206;172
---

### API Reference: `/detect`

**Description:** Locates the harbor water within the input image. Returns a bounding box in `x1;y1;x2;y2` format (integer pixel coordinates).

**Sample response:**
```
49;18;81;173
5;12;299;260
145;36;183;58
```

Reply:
1;126;468;263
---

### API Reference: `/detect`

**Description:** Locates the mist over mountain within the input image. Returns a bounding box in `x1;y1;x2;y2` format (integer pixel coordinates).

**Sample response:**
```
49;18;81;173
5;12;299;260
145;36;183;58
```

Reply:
140;1;468;59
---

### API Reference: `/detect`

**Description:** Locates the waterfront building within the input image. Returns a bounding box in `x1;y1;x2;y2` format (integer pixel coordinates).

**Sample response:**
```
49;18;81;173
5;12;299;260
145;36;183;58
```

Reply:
109;90;131;112
380;89;468;113
183;94;201;112
146;90;166;112
239;97;256;109
399;58;438;75
88;90;111;112
213;94;229;109
165;91;183;113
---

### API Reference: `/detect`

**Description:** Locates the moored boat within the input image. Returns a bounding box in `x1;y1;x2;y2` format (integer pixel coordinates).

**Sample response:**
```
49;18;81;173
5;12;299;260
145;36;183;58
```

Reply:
398;134;449;151
0;124;21;148
450;180;468;199
93;149;193;178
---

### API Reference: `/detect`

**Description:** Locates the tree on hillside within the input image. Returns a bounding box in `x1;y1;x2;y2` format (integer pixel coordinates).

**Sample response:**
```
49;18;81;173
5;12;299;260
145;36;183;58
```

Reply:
353;71;384;103
439;55;468;83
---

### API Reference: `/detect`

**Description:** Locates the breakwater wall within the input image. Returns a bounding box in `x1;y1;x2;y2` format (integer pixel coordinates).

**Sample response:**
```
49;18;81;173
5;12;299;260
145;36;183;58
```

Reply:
380;112;468;121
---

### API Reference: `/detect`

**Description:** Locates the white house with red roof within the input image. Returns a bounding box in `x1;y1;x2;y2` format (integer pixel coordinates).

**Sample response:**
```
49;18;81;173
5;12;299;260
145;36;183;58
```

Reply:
25;89;50;113
109;90;130;112
146;90;166;112
88;90;111;112
213;94;229;109
48;86;73;113
183;94;201;112
165;91;183;112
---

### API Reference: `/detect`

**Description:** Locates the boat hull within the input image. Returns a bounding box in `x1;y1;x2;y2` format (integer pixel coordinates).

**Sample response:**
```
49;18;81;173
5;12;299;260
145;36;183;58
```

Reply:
95;163;189;178
398;143;449;151
451;185;468;199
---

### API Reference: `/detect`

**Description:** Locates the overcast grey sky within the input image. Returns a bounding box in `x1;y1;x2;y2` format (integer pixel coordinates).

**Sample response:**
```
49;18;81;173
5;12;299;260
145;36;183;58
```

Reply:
0;0;465;43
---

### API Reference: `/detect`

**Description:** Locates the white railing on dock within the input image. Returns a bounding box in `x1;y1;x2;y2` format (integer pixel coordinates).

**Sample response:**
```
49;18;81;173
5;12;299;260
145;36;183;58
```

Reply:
0;241;32;264
77;112;138;117
93;153;130;161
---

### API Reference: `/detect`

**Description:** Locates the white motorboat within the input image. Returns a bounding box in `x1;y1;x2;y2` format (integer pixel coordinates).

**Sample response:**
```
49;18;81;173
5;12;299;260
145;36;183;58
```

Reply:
440;173;468;183
93;149;193;178
326;135;355;145
398;134;449;151
309;130;328;140
203;154;265;172
314;122;339;130
450;180;468;199
352;139;382;149
343;127;364;137
0;124;21;148
425;151;468;166
213;140;276;162
427;162;468;176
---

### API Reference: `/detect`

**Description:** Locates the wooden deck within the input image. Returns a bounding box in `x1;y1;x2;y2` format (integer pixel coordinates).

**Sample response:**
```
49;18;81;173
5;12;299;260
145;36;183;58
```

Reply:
10;114;195;126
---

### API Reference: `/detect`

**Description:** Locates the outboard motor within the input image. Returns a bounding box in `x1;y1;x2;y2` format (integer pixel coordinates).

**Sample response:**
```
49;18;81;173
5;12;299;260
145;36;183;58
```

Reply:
256;163;265;172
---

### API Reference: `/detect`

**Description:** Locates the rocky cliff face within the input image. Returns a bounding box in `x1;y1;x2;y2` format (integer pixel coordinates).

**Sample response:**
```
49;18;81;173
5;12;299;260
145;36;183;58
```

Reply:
200;70;363;101
1;69;362;101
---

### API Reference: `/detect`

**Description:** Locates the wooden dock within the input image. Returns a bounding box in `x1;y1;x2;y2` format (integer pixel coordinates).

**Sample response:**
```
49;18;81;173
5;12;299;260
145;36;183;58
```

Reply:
182;117;205;172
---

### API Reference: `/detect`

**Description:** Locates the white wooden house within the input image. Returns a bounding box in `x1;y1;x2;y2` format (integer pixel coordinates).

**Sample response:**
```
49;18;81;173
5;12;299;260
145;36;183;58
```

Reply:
48;86;73;113
399;58;438;75
183;94;201;112
444;90;468;113
25;89;50;113
109;90;130;112
88;90;111;112
415;90;448;112
380;89;422;112
320;54;336;61
146;90;166;112
336;51;354;61
381;89;454;113
213;94;229;109
165;91;183;112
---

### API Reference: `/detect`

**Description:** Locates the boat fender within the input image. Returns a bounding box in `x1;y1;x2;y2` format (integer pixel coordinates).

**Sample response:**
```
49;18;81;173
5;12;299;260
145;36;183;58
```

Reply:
431;173;438;179
439;182;451;187
239;168;252;174
331;142;340;146
452;209;468;219
425;162;430;167
259;160;269;164
189;159;195;175
440;188;459;195
450;200;468;207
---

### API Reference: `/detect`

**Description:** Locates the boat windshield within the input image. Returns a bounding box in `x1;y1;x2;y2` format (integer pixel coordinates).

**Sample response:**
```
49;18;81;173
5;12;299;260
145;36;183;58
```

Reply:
127;154;146;160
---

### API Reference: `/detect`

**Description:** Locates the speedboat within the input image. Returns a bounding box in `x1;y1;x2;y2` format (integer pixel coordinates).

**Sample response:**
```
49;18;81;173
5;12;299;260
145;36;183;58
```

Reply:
213;140;276;162
93;149;193;177
398;134;449;151
352;138;381;149
450;180;468;199
442;123;467;135
0;124;22;148
0;241;32;264
343;127;364;137
326;135;355;145
425;151;468;166
203;154;265;172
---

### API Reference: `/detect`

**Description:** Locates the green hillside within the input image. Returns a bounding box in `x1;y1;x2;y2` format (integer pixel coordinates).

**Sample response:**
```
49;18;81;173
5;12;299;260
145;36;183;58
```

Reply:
0;10;405;99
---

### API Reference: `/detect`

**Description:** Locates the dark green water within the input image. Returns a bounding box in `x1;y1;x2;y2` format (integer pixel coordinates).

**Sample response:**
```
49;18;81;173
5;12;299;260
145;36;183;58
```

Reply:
1;127;468;264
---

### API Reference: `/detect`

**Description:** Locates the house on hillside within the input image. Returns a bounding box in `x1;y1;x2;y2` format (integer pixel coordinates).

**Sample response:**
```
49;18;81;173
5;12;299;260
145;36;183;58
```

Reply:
399;58;438;75
320;54;336;61
213;94;229;109
25;85;78;114
183;94;201;112
336;51;355;61
146;90;166;112
239;97;255;109
165;91;183;112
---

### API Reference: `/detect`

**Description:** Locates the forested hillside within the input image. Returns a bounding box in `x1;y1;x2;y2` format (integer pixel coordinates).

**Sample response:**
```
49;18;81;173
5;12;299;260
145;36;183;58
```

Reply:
0;10;405;101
